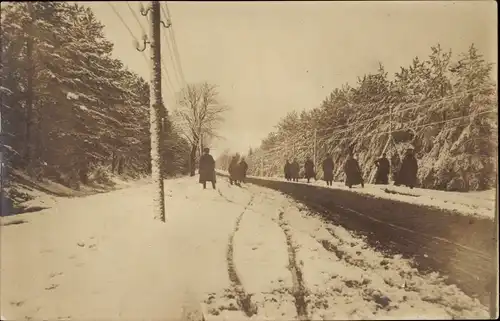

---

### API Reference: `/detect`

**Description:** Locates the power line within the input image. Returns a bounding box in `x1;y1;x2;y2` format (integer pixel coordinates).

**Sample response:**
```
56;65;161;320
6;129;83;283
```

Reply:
269;84;494;148
108;2;149;65
315;84;496;136
109;2;176;114
160;1;188;113
160;2;183;89
162;2;187;87
256;107;496;163
125;1;178;110
126;1;147;35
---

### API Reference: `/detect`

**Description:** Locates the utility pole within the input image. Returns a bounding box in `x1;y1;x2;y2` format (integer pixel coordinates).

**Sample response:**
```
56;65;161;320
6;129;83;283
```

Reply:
313;129;317;170
388;104;393;182
285;138;288;160
137;1;171;222
491;177;499;319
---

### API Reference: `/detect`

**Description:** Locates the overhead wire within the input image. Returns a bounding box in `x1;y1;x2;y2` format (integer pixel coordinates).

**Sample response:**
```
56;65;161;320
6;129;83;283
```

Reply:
314;84;496;136
107;2;148;65
125;1;177;110
160;2;184;89
253;92;496;175
163;1;187;87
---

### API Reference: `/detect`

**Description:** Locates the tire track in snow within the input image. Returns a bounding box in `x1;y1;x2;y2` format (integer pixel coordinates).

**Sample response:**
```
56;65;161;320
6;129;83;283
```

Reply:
278;208;309;320
273;199;488;319
284;192;493;306
217;188;234;204
225;193;258;317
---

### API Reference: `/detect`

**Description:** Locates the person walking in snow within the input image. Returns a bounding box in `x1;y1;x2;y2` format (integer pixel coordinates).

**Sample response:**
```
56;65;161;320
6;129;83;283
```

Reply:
374;153;390;185
238;157;248;183
322;154;334;186
344;153;364;188
304;157;315;183
228;155;240;186
395;148;418;189
199;148;216;189
291;158;300;182
284;160;292;181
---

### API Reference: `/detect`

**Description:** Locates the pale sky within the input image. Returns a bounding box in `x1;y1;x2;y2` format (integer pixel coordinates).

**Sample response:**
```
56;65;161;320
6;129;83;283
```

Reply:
83;1;497;158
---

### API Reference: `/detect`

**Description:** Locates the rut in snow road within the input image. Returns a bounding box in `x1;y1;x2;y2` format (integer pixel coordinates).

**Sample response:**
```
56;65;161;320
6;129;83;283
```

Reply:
211;179;489;319
2;177;489;321
225;192;257;317
208;184;309;320
278;207;309;320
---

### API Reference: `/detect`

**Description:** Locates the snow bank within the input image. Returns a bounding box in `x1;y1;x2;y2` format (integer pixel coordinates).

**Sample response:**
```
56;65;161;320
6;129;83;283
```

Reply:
249;185;489;319
1;177;242;320
224;171;495;220
1;175;491;320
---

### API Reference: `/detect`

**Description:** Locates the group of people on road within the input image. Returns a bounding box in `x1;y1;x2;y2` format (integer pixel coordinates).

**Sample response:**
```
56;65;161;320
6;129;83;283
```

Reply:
372;149;418;188
283;148;419;189
284;158;312;183
198;148;249;189
199;146;419;191
284;157;317;183
228;155;248;186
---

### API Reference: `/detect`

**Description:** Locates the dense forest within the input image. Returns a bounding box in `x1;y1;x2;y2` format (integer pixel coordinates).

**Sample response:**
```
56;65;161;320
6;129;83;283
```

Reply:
1;2;190;191
232;45;497;191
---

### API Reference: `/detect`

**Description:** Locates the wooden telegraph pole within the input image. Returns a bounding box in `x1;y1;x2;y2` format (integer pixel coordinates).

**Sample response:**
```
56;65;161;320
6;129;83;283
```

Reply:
137;1;172;222
313;128;317;170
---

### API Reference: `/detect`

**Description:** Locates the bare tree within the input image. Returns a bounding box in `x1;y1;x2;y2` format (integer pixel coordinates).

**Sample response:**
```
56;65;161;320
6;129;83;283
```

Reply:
176;82;229;176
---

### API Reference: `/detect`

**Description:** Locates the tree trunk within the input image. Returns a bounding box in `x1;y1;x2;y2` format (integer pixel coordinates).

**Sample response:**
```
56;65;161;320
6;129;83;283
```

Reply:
117;157;124;175
35;100;44;174
24;39;34;172
189;143;197;176
111;152;116;173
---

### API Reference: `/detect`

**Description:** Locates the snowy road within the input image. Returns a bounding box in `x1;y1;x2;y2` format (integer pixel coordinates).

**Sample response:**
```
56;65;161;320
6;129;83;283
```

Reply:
240;175;496;309
0;177;490;320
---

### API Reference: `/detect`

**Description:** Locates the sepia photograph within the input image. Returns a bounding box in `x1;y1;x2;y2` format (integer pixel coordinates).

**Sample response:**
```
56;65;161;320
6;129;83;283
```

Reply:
0;1;498;320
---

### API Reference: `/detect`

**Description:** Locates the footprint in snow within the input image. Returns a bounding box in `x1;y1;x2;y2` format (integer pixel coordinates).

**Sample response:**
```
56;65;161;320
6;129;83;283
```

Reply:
49;272;63;278
45;284;59;290
10;300;24;307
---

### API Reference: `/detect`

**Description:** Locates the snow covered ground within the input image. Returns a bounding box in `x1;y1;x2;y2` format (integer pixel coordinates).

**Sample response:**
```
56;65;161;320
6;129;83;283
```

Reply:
231;172;496;220
0;176;490;320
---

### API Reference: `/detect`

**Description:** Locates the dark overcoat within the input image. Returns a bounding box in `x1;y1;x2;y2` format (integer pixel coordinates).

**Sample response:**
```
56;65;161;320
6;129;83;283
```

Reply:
291;161;300;179
284;162;291;179
239;160;248;180
304;160;315;179
322;158;334;181
396;155;418;187
374;157;390;184
344;158;363;186
199;154;216;183
228;158;239;181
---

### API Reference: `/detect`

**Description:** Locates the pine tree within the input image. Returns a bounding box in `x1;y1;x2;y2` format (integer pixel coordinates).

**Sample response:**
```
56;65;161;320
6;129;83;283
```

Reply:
245;44;497;191
1;2;189;188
